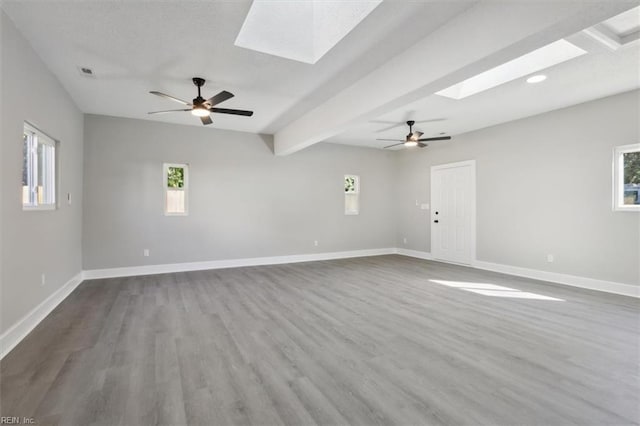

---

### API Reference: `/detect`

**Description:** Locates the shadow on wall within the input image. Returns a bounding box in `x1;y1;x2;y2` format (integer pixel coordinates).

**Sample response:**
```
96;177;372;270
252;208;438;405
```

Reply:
259;134;275;154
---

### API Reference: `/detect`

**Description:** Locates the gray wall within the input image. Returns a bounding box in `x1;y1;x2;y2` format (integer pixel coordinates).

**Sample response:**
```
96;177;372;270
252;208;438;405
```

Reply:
3;6;637;340
1;11;84;334
82;115;396;269
395;90;640;285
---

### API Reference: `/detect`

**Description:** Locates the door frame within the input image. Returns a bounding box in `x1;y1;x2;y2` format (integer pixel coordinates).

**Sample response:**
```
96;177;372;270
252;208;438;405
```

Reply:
430;159;477;265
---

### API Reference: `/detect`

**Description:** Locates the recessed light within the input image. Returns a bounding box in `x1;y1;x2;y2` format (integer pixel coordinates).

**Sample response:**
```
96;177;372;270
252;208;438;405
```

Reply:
526;74;547;84
435;39;584;99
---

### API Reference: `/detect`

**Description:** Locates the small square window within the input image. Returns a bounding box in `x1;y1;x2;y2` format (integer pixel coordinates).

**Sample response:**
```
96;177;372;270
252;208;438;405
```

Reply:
613;144;640;211
22;123;57;210
164;163;189;215
345;174;360;215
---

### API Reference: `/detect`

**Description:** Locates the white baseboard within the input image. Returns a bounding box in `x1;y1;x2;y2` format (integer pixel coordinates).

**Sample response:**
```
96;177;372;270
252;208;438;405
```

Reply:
472;260;640;298
394;249;638;298
0;272;83;360
82;248;397;280
395;248;433;260
3;248;637;360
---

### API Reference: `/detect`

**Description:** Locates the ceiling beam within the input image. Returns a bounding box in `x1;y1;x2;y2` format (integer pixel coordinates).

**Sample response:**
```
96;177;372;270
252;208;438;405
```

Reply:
273;0;635;156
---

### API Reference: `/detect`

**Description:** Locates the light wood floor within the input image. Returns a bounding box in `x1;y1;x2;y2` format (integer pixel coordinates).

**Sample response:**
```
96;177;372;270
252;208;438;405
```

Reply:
1;255;638;426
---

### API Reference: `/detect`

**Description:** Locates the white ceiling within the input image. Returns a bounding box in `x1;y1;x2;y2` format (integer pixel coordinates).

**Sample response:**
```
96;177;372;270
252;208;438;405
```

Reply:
235;0;383;64
0;0;474;135
2;1;639;151
330;28;640;149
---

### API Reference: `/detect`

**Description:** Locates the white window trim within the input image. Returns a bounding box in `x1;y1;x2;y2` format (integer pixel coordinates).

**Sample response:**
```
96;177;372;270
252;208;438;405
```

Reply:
345;174;360;215
613;143;640;212
163;162;189;216
22;122;57;211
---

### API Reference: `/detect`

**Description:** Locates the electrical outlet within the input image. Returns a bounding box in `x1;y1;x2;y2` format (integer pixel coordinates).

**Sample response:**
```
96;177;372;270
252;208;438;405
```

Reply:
144;249;150;257
547;254;554;263
403;237;407;245
314;240;319;247
41;273;46;286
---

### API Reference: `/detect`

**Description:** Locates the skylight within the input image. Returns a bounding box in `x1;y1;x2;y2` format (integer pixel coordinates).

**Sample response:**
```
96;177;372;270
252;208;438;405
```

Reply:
435;39;587;100
234;0;382;64
601;5;640;38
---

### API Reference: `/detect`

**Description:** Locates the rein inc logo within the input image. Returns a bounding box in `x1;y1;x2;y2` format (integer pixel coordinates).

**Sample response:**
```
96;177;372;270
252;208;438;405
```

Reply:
0;418;35;424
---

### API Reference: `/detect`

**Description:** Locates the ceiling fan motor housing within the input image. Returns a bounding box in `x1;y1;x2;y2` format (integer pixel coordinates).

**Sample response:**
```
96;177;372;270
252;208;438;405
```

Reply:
192;77;206;105
148;77;253;124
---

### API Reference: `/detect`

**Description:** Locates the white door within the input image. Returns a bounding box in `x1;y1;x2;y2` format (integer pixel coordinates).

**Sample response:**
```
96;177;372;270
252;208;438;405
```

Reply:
431;160;476;265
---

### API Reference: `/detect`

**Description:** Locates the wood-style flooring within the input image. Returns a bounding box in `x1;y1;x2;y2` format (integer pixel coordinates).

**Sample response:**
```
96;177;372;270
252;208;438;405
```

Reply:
1;255;638;425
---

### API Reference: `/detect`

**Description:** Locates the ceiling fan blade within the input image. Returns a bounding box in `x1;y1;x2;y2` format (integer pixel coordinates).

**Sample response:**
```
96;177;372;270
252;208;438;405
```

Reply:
418;142;428;148
414;118;446;124
149;91;192;106
200;115;213;125
210;107;254;117
376;138;403;142
384;142;405;149
205;90;234;107
373;122;405;133
148;109;191;115
417;136;452;142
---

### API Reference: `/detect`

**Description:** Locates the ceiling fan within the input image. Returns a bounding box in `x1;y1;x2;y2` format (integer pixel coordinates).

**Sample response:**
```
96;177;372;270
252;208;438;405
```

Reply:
371;117;445;133
377;120;451;149
148;77;253;125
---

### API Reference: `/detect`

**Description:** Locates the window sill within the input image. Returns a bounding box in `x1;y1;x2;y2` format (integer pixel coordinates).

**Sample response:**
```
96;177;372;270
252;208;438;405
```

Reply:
23;205;57;211
613;206;640;212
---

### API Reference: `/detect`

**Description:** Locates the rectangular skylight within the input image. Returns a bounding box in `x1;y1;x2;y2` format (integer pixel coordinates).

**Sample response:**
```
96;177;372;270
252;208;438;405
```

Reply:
435;39;587;100
235;0;382;64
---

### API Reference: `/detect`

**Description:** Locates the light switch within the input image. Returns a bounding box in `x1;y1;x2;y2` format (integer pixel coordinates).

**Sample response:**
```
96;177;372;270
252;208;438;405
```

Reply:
420;203;430;210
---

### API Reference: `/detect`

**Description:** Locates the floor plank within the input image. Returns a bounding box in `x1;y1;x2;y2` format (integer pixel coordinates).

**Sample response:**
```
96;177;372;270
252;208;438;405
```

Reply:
1;255;638;425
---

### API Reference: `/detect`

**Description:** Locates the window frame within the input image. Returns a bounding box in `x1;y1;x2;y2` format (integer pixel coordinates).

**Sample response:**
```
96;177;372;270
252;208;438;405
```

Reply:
163;162;189;216
613;143;640;212
344;174;360;215
22;122;57;211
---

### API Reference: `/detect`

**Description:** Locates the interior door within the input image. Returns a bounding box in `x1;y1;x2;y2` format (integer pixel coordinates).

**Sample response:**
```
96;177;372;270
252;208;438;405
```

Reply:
431;161;475;265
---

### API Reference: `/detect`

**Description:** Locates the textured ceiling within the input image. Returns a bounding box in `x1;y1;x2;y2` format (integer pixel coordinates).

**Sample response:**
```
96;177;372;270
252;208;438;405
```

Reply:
329;28;640;149
0;0;473;135
2;0;638;151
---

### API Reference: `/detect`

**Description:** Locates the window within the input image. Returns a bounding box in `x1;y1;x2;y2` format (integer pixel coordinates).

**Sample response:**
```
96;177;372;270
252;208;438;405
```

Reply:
164;163;188;215
613;143;640;211
344;174;359;215
22;123;56;210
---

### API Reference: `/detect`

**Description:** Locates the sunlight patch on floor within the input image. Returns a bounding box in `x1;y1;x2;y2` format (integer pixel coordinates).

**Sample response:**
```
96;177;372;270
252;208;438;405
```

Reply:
429;279;564;301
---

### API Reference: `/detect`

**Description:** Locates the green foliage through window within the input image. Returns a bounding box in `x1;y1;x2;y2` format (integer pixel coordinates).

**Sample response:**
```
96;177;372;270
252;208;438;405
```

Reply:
345;176;356;193
624;151;640;185
167;167;184;188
